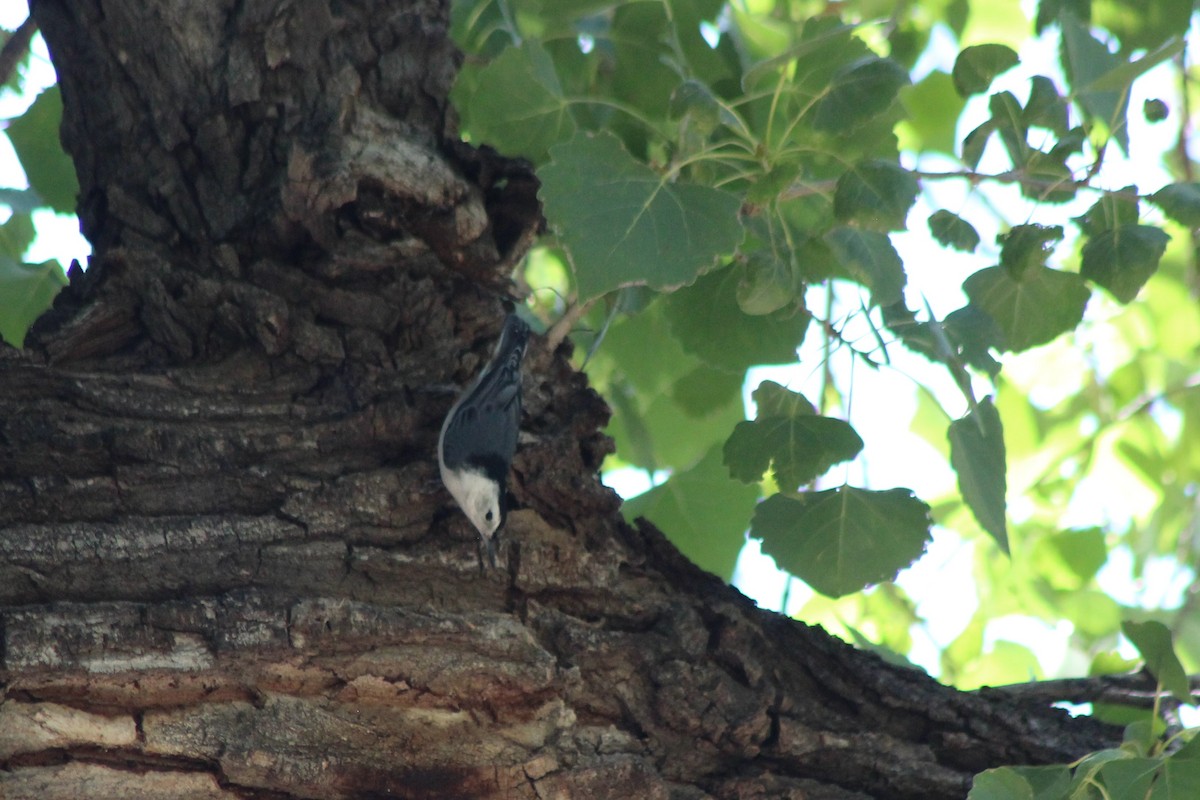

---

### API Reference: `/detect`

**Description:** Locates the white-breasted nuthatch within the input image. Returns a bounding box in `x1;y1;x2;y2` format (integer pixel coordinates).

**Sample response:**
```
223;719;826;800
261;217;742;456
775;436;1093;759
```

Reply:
438;313;529;565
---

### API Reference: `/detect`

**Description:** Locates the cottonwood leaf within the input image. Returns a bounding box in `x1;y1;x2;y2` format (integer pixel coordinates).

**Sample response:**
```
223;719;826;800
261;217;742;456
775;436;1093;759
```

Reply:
811;56;909;133
989;91;1030;168
624;446;758;581
724;407;863;491
929;210;980;252
0;257;67;348
665;265;810;371
6;86;78;214
1121;620;1193;704
669;79;723;132
1095;758;1161;800
952;44;1019;97
998;224;1063;280
899;70;964;155
1144;98;1169;122
540;132;744;301
1159;734;1200;797
1060;13;1130;152
961;118;997;169
751;486;931;597
752;380;817;418
460;41;575;162
672;365;744;417
736;250;798;315
1074;189;1138;237
1080;225;1170;303
0;212;36;259
833;161;919;231
824;227;905;305
963;264;1089;352
1023;75;1068;135
966;768;1033;800
0;188;44;215
1151;182;1200;228
948;397;1008;553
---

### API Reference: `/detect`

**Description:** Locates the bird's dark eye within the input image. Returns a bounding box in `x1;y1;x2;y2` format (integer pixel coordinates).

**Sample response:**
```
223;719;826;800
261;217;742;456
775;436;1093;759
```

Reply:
485;510;494;522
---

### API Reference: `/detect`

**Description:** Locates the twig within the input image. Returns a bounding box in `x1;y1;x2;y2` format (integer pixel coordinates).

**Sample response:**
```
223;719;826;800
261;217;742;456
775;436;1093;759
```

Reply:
0;16;36;91
544;297;596;354
978;671;1197;709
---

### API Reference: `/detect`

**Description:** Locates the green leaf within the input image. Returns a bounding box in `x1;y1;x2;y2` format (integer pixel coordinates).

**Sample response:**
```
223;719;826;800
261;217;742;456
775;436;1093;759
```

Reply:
1074;188;1139;237
1084;36;1185;93
1019;151;1077;204
752;379;817;417
724;383;864;490
623;445;758;581
609;377;746;473
5;86;79;214
664;264;810;371
998;224;1063;280
602;303;694;394
669;0;740;88
963;264;1089;352
1144;98;1169;122
1014;765;1073;800
961;118;997;169
1095;757;1161;799
671;365;744;417
833;161;920;231
751;486;931;598
608;2;679;125
948;397;1008;553
0;212;36;259
1057;590;1121;638
1048;126;1088;161
967;767;1033;800
929;210;981;252
456;41;575;162
1161;734;1200;797
1023;75;1068;135
1030;528;1107;588
952;44;1020;97
0;257;68;348
746;163;801;205
539;132;744;301
944;304;1005;376
989;91;1030;168
824;227;906;306
1094;0;1191;53
736;249;798;315
0;187;44;214
1059;12;1130;152
1090;650;1141;677
1121;620;1193;704
1080;225;1170;303
899;70;965;155
812;56;909;133
669;79;722;132
1151;183;1200;228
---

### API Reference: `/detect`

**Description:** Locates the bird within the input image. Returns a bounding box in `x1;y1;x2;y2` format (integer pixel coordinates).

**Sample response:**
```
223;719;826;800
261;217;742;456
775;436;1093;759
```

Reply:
437;313;530;566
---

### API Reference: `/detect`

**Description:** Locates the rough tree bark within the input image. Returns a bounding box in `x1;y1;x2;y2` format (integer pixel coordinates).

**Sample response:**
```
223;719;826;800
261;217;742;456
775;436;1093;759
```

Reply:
0;1;1117;798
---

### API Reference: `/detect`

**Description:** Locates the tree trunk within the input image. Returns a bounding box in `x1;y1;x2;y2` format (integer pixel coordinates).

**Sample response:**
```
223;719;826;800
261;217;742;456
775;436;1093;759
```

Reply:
1;1;1116;798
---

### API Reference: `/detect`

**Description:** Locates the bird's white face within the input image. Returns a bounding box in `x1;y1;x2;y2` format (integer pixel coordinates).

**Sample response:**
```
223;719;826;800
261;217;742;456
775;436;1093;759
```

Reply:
444;467;503;539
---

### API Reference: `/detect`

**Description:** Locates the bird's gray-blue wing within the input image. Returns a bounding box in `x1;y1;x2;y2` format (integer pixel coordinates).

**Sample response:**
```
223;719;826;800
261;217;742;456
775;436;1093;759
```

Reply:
440;316;528;481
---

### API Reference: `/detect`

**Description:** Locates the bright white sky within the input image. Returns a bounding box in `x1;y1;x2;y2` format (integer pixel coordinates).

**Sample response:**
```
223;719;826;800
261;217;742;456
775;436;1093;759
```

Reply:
0;3;90;266
2;2;1194;702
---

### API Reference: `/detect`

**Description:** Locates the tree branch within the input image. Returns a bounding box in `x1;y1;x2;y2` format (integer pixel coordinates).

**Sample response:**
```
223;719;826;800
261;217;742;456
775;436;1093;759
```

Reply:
0;16;36;89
